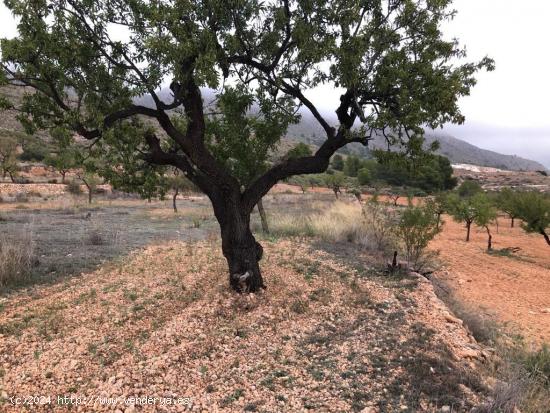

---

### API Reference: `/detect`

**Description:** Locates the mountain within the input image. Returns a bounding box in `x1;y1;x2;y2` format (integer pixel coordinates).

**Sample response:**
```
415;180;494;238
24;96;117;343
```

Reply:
286;111;547;171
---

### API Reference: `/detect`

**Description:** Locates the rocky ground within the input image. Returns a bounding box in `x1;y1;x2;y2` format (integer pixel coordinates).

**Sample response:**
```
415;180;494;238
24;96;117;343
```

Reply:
0;233;490;412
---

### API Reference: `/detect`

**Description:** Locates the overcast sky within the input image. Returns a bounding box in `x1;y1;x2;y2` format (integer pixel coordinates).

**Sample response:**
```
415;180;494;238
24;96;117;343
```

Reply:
1;0;549;167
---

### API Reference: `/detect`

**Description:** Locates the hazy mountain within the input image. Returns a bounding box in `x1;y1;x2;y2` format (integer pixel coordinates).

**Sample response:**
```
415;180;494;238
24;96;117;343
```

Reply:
286;111;547;171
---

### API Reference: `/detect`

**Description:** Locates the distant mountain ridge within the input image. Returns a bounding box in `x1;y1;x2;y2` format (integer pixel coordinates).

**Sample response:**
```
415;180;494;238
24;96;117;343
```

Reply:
286;112;547;172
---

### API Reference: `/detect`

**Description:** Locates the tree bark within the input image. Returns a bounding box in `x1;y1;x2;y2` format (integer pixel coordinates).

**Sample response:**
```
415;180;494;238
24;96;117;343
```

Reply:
541;229;550;246
485;226;492;250
61;171;66;184
511;216;515;228
87;187;92;204
257;198;269;234
466;221;471;241
172;187;179;213
215;199;266;293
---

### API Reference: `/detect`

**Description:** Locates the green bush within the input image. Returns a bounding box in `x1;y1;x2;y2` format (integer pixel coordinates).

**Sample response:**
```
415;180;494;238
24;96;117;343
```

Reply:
395;204;441;271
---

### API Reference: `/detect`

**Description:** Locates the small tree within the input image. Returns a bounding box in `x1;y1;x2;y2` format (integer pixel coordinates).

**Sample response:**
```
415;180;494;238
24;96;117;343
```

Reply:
343;155;362;177
426;192;448;230
447;192;495;245
169;168;195;213
457;180;482;198
325;172;346;199
511;192;550;246
497;188;519;228
285;143;312;160
77;172;101;204
331;154;344;171
44;127;78;183
357;167;371;186
0;135;19;182
473;196;497;250
395;204;441;271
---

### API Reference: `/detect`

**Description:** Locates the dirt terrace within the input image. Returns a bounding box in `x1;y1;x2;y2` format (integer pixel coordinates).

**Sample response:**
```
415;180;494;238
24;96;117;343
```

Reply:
431;215;550;346
0;237;488;412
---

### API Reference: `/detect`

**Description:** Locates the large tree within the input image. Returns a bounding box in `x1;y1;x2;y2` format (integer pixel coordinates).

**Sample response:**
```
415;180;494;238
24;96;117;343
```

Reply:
0;0;492;292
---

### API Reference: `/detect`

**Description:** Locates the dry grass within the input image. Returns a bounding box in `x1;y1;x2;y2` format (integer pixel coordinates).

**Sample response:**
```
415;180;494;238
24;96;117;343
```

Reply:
0;225;35;289
268;201;397;252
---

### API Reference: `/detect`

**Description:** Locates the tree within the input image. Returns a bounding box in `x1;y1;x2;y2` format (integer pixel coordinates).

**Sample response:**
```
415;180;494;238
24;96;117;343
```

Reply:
472;195;497;250
511;192;550;246
457;180;482;198
325;172;346;199
497;188;519;227
331;154;344;171
343;155;362;177
425;192;448;230
44;128;78;183
447;192;495;244
168;168;195;213
0;134;19;182
285;143;312;160
76;171;101;204
357;167;371;186
1;0;492;292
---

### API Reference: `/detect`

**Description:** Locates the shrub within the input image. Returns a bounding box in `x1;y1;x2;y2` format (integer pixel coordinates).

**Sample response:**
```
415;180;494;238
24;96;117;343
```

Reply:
0;226;36;289
394;204;441;271
357;167;371;185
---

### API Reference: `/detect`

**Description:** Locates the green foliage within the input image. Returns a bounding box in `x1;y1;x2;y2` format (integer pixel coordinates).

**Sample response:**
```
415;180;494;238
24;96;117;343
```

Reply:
395;204;441;271
372;151;457;193
457;180;483;198
324;172;346;196
510;192;550;243
496;188;519;220
331;154;344;171
357;167;371;186
285;143;312;160
343;155;362;177
206;86;297;186
446;192;496;242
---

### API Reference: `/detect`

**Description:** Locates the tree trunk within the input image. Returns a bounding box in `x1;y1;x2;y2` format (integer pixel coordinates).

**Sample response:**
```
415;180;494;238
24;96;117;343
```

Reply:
217;201;265;293
88;187;92;204
8;172;15;183
541;229;550;246
485;226;492;250
257;198;269;234
333;187;339;199
511;216;515;228
172;187;179;213
466;221;471;241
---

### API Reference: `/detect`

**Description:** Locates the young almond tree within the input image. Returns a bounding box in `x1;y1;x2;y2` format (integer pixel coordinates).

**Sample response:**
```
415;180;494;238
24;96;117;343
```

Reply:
511;192;550;246
1;0;492;292
447;192;495;246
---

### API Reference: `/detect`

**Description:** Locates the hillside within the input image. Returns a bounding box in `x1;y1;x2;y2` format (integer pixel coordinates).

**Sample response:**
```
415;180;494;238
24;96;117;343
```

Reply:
287;112;547;171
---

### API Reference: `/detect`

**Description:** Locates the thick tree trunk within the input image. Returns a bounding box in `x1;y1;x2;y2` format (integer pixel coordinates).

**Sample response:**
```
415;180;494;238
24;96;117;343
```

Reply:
466;221;471;241
257;198;269;234
216;200;266;293
172;187;179;213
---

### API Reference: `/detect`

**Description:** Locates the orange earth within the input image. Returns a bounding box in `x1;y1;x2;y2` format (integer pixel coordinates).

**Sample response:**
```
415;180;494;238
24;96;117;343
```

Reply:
430;215;550;347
